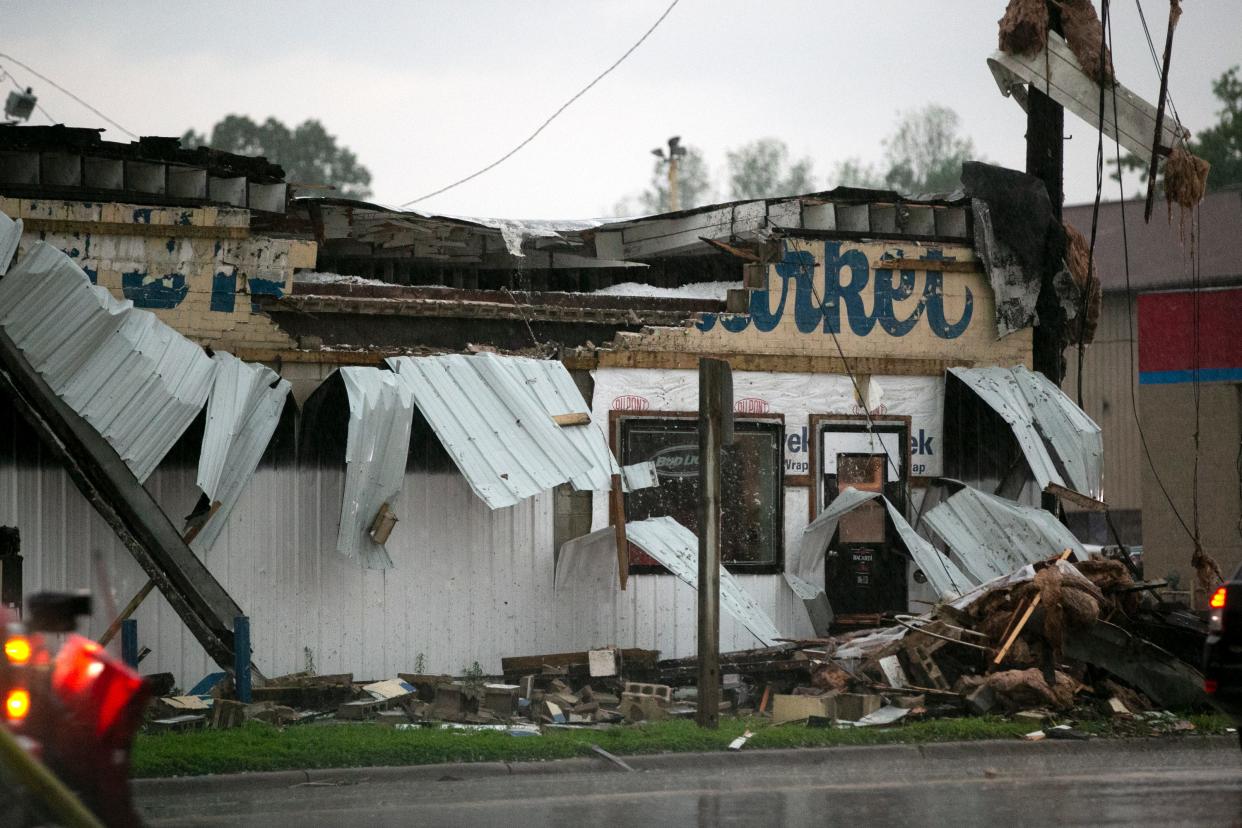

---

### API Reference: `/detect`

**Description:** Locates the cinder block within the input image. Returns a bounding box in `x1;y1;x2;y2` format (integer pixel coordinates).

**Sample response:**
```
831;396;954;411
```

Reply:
772;694;837;724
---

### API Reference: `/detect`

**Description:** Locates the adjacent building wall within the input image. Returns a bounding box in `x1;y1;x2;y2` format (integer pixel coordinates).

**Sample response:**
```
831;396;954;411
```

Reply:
1061;292;1142;543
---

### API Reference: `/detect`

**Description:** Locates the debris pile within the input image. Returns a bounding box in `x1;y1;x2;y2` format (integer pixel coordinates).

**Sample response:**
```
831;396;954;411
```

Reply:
143;552;1211;738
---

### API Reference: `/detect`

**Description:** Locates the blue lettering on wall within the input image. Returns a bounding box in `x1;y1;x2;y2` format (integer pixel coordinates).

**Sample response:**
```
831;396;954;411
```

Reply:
910;428;935;456
121;270;188;309
698;242;973;339
246;276;284;313
211;271;237;312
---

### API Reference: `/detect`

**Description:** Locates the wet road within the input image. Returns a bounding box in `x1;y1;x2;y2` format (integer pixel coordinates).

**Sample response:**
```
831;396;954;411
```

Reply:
138;737;1242;827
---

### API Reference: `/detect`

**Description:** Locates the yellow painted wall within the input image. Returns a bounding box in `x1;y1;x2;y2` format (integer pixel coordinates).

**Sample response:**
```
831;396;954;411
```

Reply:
613;238;1031;368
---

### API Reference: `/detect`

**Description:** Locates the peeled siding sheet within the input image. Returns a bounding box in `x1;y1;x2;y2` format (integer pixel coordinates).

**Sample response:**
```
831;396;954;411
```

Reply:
191;353;290;554
0;211;20;274
948;366;1102;499
339;367;416;569
0;241;215;481
788;488;969;605
627;516;783;647
924;486;1086;584
486;353;622;492
388;354;597;509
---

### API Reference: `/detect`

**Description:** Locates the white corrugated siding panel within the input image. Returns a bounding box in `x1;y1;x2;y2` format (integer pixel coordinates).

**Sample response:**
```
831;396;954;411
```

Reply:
493;354;620;492
387;354;595;509
949;365;1103;499
338;368;416;569
0;211;20;274
924;486;1086;583
0;241;215;481
191;353;290;554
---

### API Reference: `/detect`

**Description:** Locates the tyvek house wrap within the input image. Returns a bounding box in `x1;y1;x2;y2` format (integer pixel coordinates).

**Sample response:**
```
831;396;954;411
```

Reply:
338;367;416;569
555;516;784;647
190;352;290;554
0;240;215;482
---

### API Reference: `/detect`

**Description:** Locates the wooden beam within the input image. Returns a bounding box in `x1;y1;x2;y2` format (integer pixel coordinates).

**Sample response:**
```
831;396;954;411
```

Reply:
551;412;592;427
19;218;249;240
609;473;628;591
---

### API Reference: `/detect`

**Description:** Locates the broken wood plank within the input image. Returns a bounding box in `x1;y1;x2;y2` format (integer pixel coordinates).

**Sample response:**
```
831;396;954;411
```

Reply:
500;648;660;676
551;412;592;427
991;549;1074;668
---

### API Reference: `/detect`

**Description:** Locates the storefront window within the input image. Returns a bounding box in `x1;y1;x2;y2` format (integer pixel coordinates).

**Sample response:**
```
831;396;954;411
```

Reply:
618;415;783;571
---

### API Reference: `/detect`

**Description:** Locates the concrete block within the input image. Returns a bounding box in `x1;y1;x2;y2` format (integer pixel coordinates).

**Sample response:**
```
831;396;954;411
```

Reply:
772;694;837;724
835;693;882;722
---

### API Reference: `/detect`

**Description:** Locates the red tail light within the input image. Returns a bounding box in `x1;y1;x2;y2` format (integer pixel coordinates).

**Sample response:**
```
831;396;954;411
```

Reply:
51;635;147;740
1205;678;1219;694
1210;587;1227;609
5;688;30;721
4;635;31;665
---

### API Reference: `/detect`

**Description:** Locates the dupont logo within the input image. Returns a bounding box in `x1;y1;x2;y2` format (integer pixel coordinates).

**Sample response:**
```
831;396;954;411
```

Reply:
612;395;650;411
734;397;769;414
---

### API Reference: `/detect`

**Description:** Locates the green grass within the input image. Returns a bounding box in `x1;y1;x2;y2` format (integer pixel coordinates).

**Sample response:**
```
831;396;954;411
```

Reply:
132;711;1233;778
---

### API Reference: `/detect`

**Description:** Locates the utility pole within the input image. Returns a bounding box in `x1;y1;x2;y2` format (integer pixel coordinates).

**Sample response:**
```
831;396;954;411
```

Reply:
696;357;732;729
652;136;687;212
1027;1;1066;386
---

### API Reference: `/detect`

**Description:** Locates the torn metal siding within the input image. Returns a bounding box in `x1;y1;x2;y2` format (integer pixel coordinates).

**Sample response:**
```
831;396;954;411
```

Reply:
0;211;20;274
948;365;1102;499
554;517;784;648
190;353;290;554
339;367;416;569
0;240;215;482
789;488;970;612
387;353;598;509
625;517;783;648
486;353;622;493
924;486;1085;585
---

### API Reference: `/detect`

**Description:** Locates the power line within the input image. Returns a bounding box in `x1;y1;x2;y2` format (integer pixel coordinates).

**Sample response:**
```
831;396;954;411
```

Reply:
1105;9;1196;544
0;52;138;139
1133;0;1181;126
399;0;681;208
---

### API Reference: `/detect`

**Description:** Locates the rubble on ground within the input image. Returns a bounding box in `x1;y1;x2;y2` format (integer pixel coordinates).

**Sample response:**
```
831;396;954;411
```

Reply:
143;552;1214;739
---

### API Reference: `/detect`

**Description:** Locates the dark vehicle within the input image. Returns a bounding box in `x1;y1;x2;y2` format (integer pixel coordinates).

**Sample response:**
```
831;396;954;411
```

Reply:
1204;563;1242;747
0;592;152;826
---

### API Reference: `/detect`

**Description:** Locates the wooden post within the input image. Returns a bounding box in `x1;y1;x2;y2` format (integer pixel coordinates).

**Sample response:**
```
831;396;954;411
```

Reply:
233;615;251;703
609;473;629;590
120;618;138;669
696;357;732;728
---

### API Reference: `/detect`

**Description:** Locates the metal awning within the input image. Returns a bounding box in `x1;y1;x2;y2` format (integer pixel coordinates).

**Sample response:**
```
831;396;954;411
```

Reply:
924;485;1086;585
948;365;1103;504
0;241;216;482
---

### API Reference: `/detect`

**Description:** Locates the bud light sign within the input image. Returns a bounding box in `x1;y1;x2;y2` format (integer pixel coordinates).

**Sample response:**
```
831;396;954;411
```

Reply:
651;443;699;479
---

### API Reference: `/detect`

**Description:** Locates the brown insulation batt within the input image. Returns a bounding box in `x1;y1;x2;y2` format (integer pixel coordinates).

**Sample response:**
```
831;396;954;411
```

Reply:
1063;220;1102;345
1059;0;1115;86
998;0;1049;55
986;668;1080;711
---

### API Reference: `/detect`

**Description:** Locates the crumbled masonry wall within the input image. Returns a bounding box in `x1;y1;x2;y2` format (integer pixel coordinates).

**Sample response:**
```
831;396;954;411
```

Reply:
0;198;315;352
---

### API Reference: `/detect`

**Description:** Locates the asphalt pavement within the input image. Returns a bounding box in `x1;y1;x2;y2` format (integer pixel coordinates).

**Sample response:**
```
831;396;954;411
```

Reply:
136;736;1242;827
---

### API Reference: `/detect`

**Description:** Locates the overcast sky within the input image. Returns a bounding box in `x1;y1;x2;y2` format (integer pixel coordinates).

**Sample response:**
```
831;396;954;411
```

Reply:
4;1;1239;218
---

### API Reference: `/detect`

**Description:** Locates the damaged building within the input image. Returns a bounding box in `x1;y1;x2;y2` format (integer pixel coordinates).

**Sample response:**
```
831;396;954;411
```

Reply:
0;124;1115;687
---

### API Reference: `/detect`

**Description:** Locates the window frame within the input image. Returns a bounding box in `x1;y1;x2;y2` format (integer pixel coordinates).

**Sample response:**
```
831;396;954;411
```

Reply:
808;413;913;522
609;409;786;575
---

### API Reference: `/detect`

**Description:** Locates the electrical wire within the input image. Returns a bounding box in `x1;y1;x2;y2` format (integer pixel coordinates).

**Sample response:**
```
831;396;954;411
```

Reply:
399;0;681;208
1133;0;1182;126
1105;9;1196;543
0;52;137;139
1078;0;1111;409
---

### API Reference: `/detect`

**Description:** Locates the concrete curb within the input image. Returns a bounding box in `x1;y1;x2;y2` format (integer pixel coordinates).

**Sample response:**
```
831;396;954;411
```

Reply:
132;734;1238;796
